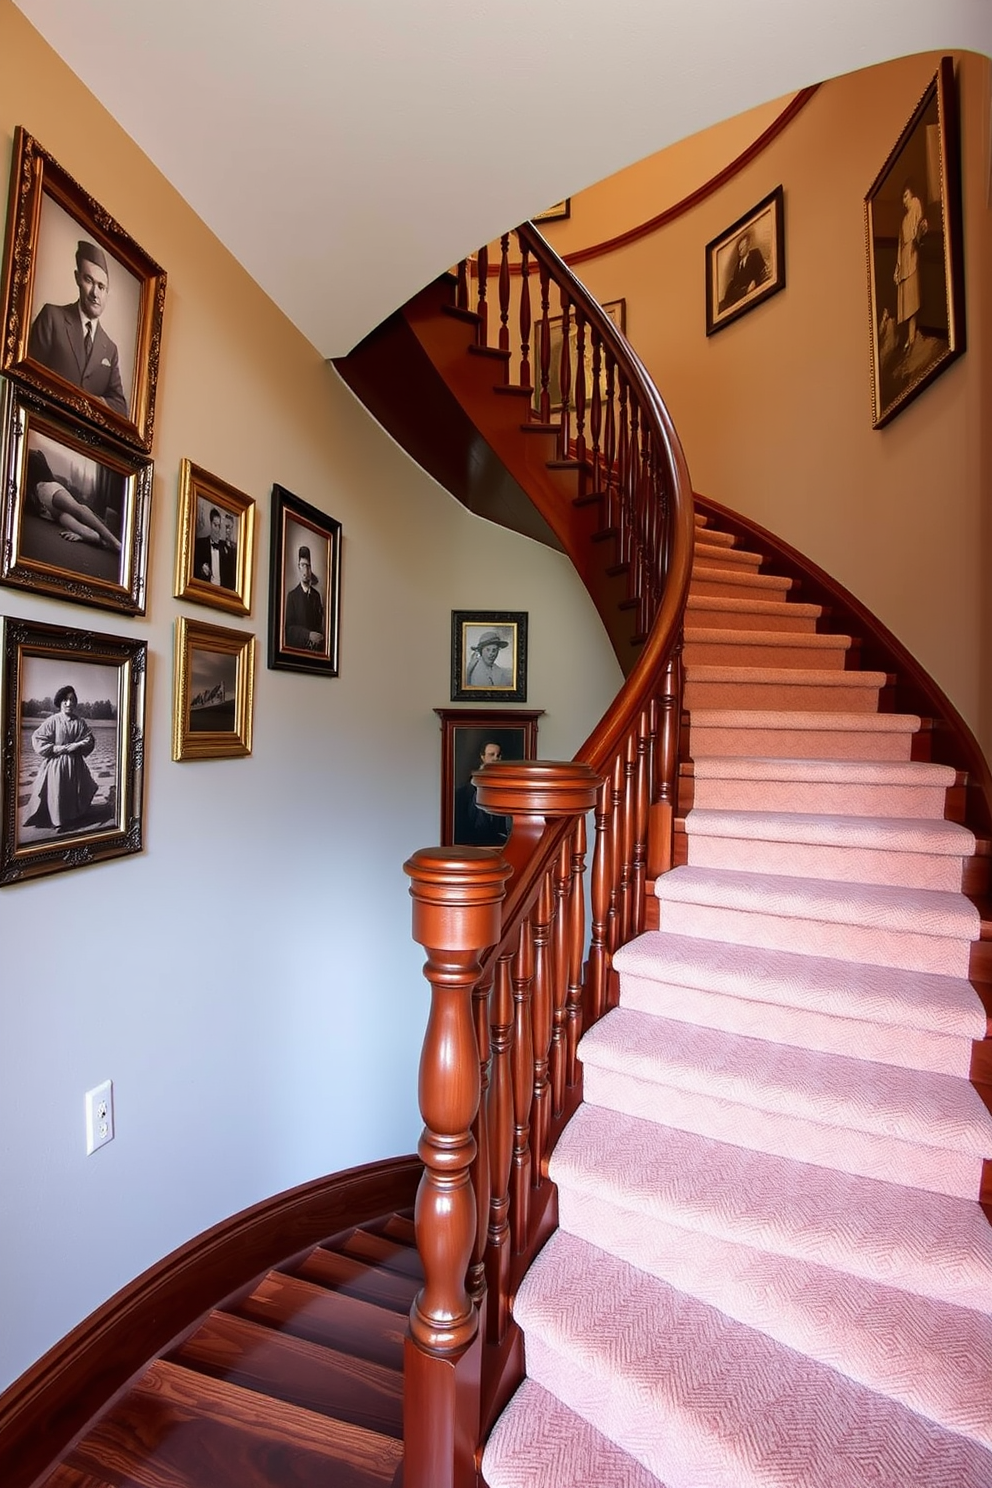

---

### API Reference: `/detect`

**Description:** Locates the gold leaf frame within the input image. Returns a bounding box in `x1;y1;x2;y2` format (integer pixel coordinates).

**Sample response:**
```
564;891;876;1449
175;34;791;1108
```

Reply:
174;458;255;617
172;617;255;762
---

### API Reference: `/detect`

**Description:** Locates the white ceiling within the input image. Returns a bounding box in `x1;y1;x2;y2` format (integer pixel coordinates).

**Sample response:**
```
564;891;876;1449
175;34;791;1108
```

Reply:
15;0;992;358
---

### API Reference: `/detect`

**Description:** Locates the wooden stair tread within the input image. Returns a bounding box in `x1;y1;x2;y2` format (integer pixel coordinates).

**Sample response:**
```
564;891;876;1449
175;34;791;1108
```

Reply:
334;1229;424;1278
374;1212;416;1245
44;1469;119;1488
235;1272;407;1371
64;1359;402;1488
171;1311;403;1437
289;1249;421;1314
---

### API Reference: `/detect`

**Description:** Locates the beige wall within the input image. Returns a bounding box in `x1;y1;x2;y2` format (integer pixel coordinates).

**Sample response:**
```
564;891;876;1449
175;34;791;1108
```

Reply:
0;0;622;1389
559;53;992;764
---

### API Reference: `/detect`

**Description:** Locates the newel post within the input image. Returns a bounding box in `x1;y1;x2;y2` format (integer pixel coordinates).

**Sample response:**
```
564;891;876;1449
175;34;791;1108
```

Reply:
403;846;512;1488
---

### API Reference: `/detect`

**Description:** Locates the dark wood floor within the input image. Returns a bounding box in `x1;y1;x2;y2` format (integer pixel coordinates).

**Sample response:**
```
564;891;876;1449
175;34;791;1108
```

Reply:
41;1213;419;1488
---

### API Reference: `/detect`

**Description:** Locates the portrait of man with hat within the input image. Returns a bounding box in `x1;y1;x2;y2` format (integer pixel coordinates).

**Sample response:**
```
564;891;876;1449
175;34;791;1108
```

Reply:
27;238;129;416
284;542;325;652
465;627;513;689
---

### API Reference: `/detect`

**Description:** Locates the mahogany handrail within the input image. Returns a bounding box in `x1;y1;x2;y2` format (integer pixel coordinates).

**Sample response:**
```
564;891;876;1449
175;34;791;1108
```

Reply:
404;221;695;1488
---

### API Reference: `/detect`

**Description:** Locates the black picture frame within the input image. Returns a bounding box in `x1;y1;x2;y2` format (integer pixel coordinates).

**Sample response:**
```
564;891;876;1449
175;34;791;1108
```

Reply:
267;483;341;676
864;57;965;429
451;610;528;702
435;707;543;846
0;615;147;885
705;186;785;336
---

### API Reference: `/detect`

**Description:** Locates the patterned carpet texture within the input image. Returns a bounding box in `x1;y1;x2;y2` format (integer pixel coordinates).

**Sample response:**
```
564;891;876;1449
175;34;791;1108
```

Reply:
482;513;992;1488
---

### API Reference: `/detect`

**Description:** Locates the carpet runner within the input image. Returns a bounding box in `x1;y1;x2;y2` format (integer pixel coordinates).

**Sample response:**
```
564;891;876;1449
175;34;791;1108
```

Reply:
482;512;992;1487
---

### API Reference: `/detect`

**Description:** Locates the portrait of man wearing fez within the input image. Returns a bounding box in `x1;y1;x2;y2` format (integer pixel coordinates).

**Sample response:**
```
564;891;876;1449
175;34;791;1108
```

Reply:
283;543;325;652
27;238;129;417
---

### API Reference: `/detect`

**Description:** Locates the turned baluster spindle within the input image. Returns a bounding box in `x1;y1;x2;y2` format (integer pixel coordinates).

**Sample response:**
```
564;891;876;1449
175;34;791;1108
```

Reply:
498;233;511;362
456;259;469;312
620;728;638;946
510;922;534;1253
631;708;651;936
485;951;515;1343
538;262;552;424
627;398;640;586
476;244;489;347
616;379;629;565
565;816;587;1087
603;356;616;530
467;963;494;1308
558;292;572;458
589;331;603;495
550;837;571;1119
650;647;684;878
587;777;612;1027
518;241;532;389
529;874;554;1182
574;313;587;468
607;753;625;1009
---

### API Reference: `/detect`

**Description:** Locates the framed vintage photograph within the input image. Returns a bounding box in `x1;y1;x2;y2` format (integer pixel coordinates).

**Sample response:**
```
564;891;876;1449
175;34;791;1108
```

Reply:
533;298;626;416
174;459;255;616
0;127;167;453
705;186;785;336
533;200;570;224
0;616;146;885
864;57;964;429
267;483;341;676
0;379;152;614
435;707;543;847
173;617;255;762
451;610;528;702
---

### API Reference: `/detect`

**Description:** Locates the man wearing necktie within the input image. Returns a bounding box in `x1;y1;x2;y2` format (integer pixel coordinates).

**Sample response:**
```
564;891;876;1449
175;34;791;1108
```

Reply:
193;507;236;587
27;239;129;417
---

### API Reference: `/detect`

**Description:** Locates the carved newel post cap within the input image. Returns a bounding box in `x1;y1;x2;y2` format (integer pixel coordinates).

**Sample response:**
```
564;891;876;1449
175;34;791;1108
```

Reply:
404;846;512;952
473;759;601;818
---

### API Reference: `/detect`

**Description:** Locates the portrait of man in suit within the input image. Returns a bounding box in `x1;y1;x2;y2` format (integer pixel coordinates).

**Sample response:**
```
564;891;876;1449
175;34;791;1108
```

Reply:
193;503;237;589
27;238;129;417
284;544;325;652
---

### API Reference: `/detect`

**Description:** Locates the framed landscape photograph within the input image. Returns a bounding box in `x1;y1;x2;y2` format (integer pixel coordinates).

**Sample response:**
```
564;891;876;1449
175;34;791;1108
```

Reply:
451;610;528;702
0;379;152;614
172;617;255;761
533;298;625;416
268;483;341;676
174;458;255;616
0;616;146;885
705;186;785;336
864;57;964;429
0;127;167;452
435;707;543;847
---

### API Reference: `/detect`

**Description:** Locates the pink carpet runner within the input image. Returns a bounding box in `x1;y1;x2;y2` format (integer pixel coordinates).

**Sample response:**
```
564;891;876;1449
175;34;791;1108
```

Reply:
482;513;992;1487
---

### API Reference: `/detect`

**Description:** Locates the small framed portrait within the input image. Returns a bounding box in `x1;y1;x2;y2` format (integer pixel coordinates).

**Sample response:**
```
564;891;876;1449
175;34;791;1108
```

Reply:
0;380;152;614
705;186;785;336
533;298;626;416
435;707;543;846
174;459;255;616
865;57;964;429
533;200;570;224
0;616;146;885
172;617;255;762
451;611;528;702
0;127;167;452
267;483;341;677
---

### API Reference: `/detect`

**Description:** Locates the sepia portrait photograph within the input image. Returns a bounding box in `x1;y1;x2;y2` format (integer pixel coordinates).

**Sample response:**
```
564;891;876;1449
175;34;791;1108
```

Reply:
1;617;146;884
173;617;255;761
705;186;785;336
451;610;528;702
267;483;341;676
174;458;255;616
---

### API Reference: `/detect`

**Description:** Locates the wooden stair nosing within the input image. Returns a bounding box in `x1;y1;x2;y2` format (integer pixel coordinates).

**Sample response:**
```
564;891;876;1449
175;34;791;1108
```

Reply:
290;1248;421;1315
234;1271;407;1373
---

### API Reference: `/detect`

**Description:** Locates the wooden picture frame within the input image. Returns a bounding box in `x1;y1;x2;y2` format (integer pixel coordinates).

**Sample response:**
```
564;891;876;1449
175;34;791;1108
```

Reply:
267;483;341;676
0;379;152;614
533;199;570;224
435;707;543;846
864;57;965;429
174;459;255;616
172;617;255;761
533;298;626;416
451;610;528;702
0;128;167;453
0;615;146;885
705;186;785;336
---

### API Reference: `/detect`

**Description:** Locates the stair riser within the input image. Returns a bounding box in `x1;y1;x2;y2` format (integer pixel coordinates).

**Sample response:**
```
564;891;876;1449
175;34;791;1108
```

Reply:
618;970;974;1078
693;545;763;570
684;834;967;892
684;678;882;712
581;1065;984;1200
657;899;975;977
691;778;950;818
686;604;819;633
686;723;916;761
690;572;793;601
683;639;849;670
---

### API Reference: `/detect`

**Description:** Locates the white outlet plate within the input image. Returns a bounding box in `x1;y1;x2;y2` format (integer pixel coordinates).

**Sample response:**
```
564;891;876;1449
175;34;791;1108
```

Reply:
85;1079;114;1155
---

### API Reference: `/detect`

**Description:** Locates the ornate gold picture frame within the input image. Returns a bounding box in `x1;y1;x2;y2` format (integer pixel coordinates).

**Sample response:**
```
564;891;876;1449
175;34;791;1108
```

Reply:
174;459;255;617
172;617;255;762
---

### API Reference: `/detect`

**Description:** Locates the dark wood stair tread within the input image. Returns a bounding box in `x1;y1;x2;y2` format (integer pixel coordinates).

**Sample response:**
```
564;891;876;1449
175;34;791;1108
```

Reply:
170;1311;403;1437
288;1249;421;1314
45;1470;119;1488
374;1212;416;1246
234;1272;407;1371
64;1359;402;1488
333;1229;424;1278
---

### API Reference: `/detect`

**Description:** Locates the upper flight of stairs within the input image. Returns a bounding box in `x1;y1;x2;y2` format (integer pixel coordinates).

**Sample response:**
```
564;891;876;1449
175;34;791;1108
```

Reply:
482;510;992;1488
37;1211;420;1488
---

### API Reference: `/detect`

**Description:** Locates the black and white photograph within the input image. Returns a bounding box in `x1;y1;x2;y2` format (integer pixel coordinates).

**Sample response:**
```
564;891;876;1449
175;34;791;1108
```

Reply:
451;610;528;702
865;57;965;428
705;186;785;336
173;616;255;761
267;483;341;676
0;128;167;451
435;707;542;846
1;617;146;885
174;458;255;616
0;380;152;614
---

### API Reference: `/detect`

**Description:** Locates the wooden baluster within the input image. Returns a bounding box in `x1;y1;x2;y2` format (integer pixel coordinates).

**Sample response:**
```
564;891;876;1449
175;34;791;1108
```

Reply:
587;776;612;1027
510;922;534;1253
640;422;656;636
485;951;515;1343
627;397;641;601
456;258;469;312
589;329;603;497
550;837;571;1119
649;646;684;879
607;753;625;1010
558;292;572;458
565;815;587;1087
498;233;511;362
573;311;587;470
529;874;554;1183
476;244;489;347
403;847;512;1488
518;239;532;390
620;729;637;946
603;355;616;531
631;707;651;937
467;962;494;1308
538;262;552;424
616;378;629;566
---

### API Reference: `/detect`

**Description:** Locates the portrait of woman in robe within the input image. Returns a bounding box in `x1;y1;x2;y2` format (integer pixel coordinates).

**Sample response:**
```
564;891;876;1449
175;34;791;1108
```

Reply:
22;684;99;833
